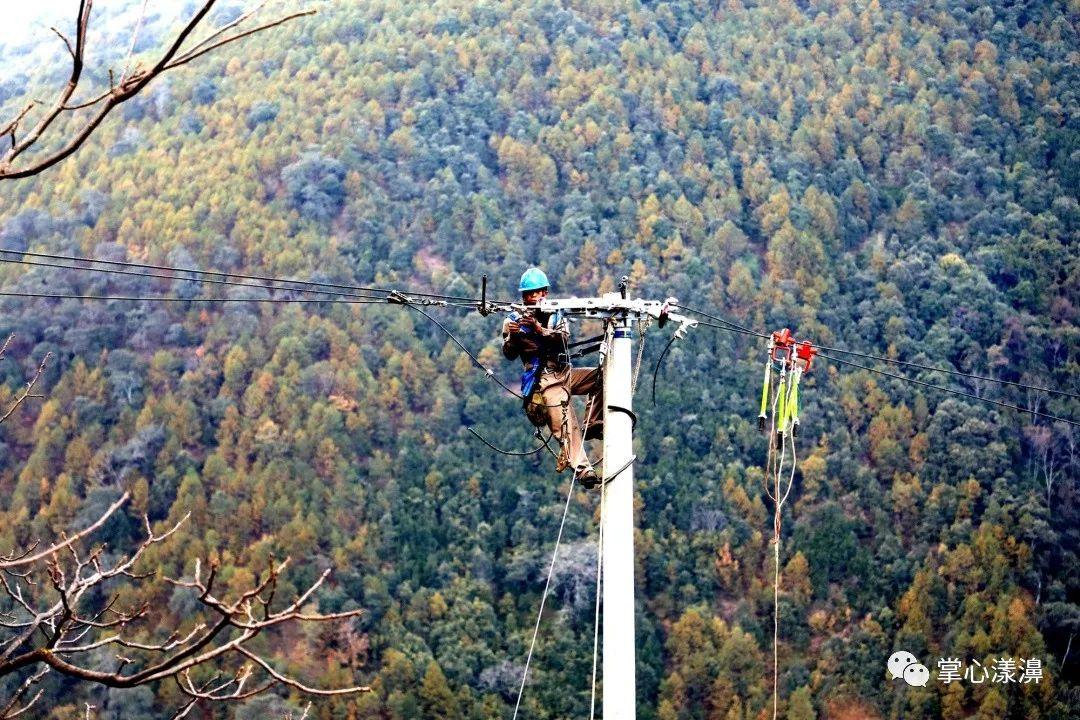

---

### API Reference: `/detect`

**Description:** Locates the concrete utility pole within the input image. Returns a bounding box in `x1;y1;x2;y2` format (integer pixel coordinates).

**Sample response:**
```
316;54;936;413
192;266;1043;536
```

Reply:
603;303;637;720
535;292;697;720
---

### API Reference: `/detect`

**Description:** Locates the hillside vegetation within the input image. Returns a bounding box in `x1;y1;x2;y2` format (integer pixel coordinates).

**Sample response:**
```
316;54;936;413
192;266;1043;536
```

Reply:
0;0;1077;717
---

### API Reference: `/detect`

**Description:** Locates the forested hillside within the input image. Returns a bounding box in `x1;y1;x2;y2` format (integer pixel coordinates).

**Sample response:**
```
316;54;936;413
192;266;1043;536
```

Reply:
1;0;1077;717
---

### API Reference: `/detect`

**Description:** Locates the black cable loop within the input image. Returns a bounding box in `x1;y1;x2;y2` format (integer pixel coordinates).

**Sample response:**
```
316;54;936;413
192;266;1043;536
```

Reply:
467;427;554;456
651;333;680;407
404;302;566;409
404;303;524;399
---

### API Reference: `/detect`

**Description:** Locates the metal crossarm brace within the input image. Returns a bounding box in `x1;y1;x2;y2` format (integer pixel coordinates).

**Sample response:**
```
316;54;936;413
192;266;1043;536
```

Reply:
514;294;699;337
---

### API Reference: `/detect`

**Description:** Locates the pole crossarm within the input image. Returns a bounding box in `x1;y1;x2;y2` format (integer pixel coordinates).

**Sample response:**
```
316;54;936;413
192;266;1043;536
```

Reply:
506;295;699;338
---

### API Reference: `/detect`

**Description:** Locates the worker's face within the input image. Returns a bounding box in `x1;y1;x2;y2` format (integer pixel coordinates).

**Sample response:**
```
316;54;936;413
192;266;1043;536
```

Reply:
522;287;548;305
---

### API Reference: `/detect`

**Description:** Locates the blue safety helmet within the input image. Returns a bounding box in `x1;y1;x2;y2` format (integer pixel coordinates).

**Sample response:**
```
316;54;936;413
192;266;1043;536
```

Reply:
518;267;549;293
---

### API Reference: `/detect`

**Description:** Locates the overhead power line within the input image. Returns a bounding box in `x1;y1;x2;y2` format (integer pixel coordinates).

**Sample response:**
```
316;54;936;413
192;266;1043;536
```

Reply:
683;303;1078;401
3;252;1073;424
0;255;385;301
0;291;389;304
818;351;1078;427
683;304;1077;427
681;304;768;339
0;249;487;304
814;343;1080;401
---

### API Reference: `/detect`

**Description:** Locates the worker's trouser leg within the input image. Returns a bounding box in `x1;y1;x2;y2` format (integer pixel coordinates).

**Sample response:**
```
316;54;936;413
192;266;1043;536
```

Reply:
539;367;603;473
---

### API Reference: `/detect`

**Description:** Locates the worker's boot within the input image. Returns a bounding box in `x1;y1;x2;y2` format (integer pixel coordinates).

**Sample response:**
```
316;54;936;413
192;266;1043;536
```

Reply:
574;468;599;489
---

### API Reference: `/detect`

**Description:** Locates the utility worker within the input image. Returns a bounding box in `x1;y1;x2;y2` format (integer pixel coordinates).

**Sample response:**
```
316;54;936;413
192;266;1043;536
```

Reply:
503;267;603;488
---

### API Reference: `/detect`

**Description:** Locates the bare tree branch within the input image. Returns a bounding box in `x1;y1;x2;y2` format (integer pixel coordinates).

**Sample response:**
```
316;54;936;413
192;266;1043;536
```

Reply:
177;0;269;60
0;501;368;717
236;646;369;696
0;1;316;180
0;104;37;151
0;493;130;570
1;0;92;169
0;668;47;719
0;336;50;426
163;9;315;71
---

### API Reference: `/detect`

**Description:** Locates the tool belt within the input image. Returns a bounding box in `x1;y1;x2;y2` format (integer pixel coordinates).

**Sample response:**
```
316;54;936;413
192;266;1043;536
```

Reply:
521;352;568;427
523;389;549;427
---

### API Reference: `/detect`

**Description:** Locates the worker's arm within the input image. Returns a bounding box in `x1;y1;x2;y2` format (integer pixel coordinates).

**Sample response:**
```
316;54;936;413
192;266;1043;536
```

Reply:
502;318;519;360
534;312;570;352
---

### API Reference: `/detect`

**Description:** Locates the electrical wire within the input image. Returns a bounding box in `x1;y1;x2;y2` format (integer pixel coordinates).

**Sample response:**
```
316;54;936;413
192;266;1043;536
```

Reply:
0;286;574;418
403;302;526;400
687;307;1078;427
680;304;768;338
819;351;1079;428
814;343;1080;400
685;301;1077;400
0;248;488;304
0;255;386;301
466;427;553;456
0;291;388;304
695;319;768;339
651;333;679;406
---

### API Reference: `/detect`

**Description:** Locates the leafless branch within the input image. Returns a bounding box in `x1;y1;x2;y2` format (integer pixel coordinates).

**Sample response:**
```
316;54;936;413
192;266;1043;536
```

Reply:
175;0;269;61
0;105;36;151
0;1;316;180
163;9;315;71
0;668;48;719
49;27;76;60
0;501;368;716
0;337;51;426
0;494;130;570
236;646;369;695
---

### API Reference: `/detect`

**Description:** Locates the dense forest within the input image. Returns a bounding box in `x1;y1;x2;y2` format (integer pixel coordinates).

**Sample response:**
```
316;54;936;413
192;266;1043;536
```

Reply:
0;0;1077;717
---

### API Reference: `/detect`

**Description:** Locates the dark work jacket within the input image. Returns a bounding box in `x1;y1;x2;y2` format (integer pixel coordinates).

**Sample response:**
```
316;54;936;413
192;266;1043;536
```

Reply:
502;309;568;396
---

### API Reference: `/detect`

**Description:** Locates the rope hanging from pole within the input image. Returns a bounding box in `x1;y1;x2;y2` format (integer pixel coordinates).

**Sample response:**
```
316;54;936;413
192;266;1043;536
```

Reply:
511;474;579;720
757;329;816;720
589;463;606;720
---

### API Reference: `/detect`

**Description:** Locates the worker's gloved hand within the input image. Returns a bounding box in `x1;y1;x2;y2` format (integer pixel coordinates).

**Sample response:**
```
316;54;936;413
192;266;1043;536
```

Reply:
504;316;541;335
519;315;542;333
